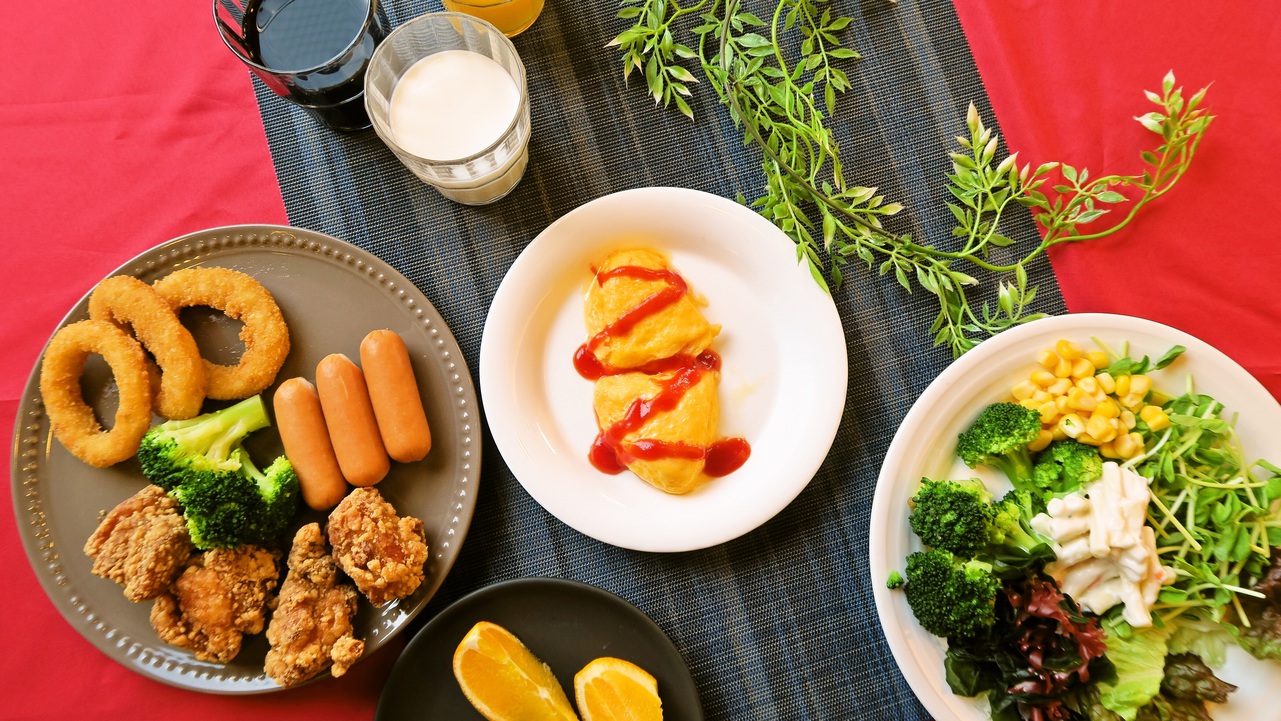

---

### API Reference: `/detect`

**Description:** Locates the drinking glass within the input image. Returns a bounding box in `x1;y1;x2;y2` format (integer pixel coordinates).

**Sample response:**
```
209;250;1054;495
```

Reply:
364;13;531;205
214;0;390;132
442;0;545;37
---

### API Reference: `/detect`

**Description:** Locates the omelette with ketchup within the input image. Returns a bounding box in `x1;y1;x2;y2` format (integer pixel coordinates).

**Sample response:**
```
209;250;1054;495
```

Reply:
575;249;749;494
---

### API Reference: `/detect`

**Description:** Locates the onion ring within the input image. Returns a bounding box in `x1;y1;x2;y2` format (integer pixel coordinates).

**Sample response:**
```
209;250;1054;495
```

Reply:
38;320;153;467
89;275;207;419
152;267;290;400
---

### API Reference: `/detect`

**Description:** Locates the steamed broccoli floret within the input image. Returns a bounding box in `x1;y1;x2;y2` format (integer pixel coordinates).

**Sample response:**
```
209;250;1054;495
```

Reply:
908;479;1054;571
908;478;994;558
137;396;271;491
988;490;1054;569
999;487;1047;519
234;448;300;544
956;402;1042;487
1032;439;1104;494
903;550;1001;639
170;447;299;549
136;395;299;549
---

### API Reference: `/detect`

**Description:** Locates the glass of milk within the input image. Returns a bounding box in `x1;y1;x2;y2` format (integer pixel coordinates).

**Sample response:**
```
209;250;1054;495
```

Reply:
364;13;530;205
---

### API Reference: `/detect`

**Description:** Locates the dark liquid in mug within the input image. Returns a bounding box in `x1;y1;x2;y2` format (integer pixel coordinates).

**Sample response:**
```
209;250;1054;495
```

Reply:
242;0;381;130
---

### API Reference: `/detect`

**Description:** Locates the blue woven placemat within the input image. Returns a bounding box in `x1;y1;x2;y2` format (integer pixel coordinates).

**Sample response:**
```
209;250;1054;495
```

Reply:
252;1;1067;717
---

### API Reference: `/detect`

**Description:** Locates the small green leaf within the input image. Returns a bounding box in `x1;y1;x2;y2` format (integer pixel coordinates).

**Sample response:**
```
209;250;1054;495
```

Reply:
1153;345;1186;370
1135;112;1164;134
667;65;698;83
806;256;830;294
673;94;693;120
894;264;910;291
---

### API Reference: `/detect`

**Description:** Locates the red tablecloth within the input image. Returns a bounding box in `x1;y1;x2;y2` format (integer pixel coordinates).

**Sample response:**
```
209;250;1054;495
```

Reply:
2;1;1277;718
955;1;1281;399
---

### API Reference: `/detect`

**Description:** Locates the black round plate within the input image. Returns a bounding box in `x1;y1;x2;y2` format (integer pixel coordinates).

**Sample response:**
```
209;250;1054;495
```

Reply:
375;577;703;720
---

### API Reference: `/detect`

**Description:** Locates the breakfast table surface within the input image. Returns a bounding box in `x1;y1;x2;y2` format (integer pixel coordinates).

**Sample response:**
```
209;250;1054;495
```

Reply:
2;1;1278;719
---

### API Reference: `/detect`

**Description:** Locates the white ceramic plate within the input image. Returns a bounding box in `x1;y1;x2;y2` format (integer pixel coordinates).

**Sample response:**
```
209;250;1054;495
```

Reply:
869;312;1281;720
479;187;847;552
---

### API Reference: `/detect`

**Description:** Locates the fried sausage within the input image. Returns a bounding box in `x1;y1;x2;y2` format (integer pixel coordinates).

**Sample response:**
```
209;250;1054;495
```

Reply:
359;330;432;463
315;354;389;487
273;377;348;510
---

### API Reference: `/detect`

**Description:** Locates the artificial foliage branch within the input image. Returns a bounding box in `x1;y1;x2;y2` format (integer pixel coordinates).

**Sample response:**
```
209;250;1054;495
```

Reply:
610;0;1213;356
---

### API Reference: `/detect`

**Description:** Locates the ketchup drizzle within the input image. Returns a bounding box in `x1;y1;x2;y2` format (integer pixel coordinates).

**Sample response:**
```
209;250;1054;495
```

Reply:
579;263;750;477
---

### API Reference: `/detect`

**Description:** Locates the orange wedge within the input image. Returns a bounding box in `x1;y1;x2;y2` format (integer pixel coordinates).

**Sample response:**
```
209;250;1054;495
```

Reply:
573;657;663;721
453;621;579;721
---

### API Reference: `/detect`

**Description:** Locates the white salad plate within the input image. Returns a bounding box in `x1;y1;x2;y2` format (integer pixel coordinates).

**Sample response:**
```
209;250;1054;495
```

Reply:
479;187;847;552
869;312;1281;720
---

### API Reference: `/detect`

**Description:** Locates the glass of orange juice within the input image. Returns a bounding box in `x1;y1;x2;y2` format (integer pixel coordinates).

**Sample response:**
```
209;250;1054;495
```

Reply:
441;0;544;37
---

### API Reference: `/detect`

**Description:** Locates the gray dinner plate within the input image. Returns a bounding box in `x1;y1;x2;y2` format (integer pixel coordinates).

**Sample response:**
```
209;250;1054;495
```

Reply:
10;225;480;692
375;577;703;720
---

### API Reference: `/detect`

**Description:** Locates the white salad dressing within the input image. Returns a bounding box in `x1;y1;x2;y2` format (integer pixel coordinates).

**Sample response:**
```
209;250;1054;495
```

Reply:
388;49;520;160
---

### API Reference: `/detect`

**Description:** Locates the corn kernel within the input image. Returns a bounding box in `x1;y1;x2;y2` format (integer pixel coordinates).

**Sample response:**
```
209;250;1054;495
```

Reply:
1113;433;1138;458
1037;349;1060;370
1055;395;1070;414
1077;431;1099;446
1120;392;1145;410
1120;410;1136;429
1031;370;1057;388
1032;389;1051;403
1053;357;1073;378
1012;380;1037;401
1067;387;1098;412
1130;374;1152;396
1051;425;1068;441
1093;398;1120;419
1070;358;1095;379
1076;376;1099;395
1148;391;1170;407
1027;428;1053;453
1037;401;1059;424
1115;374;1131;396
1085;413;1116;442
1099;440;1122;459
1057;413;1085;439
1087;350;1110;369
1140;405;1171;431
1120;432;1145;458
1095;372;1116;395
1048;378;1073;396
1055;340;1084;360
1019;398;1040;411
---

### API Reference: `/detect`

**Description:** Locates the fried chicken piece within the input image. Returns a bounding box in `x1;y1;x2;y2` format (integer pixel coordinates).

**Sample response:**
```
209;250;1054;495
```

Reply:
327;487;429;606
150;545;280;663
265;523;363;687
84;485;193;602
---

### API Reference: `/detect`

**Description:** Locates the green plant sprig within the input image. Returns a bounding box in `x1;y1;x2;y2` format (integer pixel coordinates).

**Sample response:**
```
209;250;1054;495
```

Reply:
971;70;1215;274
609;0;709;119
689;0;906;291
612;1;1214;357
